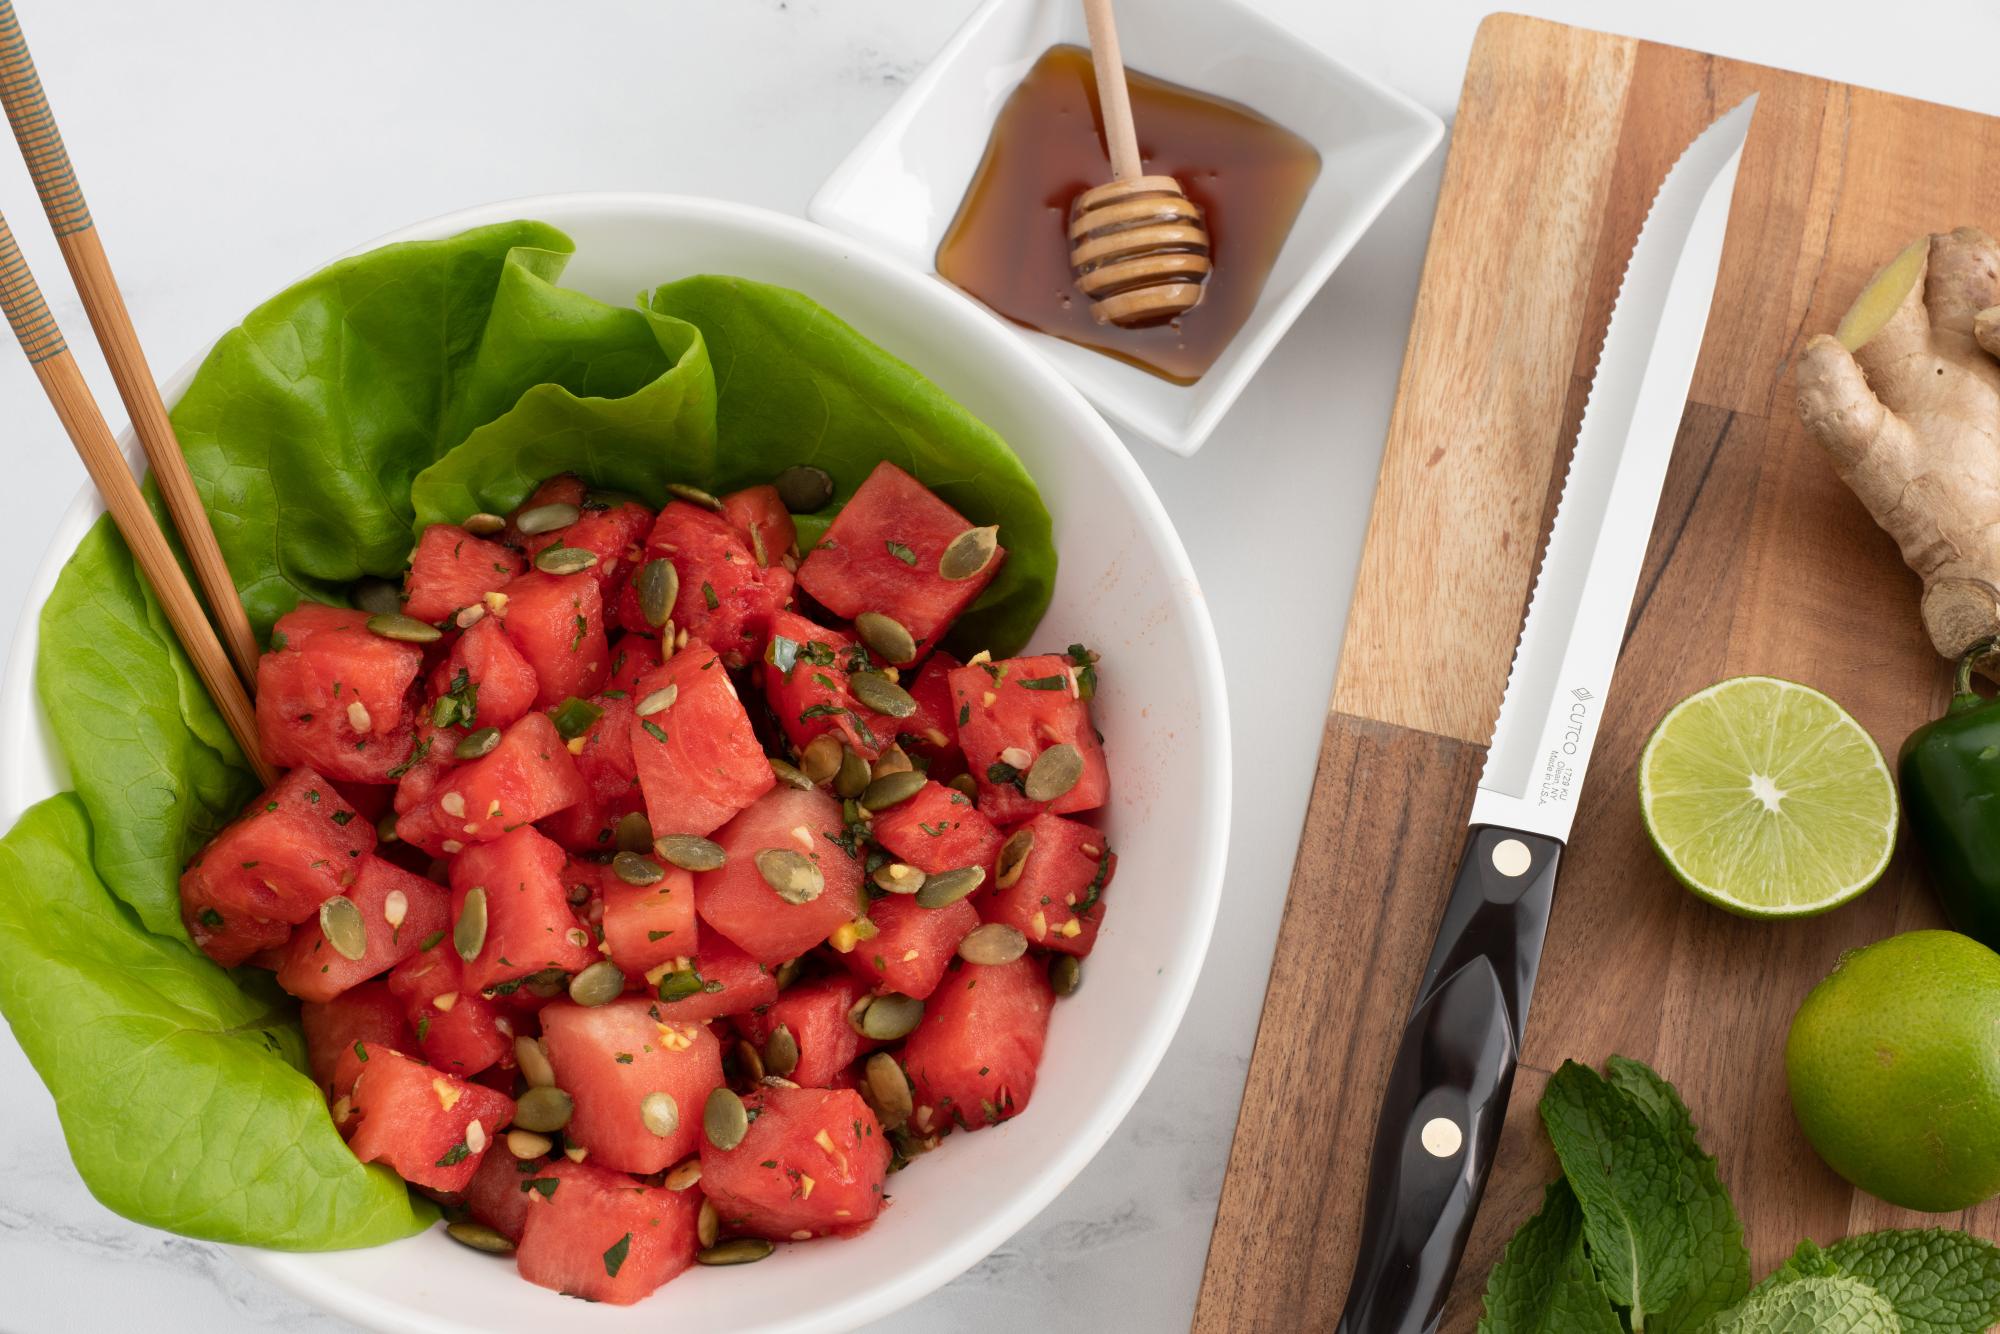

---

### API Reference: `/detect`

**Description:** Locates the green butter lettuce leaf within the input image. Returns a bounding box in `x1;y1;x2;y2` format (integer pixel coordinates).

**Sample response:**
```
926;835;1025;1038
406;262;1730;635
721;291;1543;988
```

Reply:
170;221;573;632
1477;1179;1623;1334
1822;1231;2000;1334
645;275;1054;657
1605;1056;1750;1332
408;267;717;527
1539;1060;1693;1323
1710;1275;1901;1333
38;513;258;940
0;795;435;1248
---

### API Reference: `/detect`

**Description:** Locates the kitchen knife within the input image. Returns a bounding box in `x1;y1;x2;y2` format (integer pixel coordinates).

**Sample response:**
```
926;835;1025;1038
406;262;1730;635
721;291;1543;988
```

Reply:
1334;95;1758;1334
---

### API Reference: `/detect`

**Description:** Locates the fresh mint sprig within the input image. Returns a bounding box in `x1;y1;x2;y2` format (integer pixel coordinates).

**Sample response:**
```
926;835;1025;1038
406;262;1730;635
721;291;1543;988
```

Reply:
1479;1057;2000;1334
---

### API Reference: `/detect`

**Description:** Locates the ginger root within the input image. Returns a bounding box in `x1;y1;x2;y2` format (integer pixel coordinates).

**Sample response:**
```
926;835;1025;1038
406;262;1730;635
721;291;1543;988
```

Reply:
1797;226;2000;665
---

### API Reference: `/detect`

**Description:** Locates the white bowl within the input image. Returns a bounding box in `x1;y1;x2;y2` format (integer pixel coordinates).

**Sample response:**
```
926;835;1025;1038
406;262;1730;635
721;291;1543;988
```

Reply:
0;195;1229;1332
807;0;1442;456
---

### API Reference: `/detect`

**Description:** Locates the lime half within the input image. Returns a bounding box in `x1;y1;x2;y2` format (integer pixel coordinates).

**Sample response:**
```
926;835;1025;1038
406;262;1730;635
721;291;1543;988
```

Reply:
1638;676;1896;916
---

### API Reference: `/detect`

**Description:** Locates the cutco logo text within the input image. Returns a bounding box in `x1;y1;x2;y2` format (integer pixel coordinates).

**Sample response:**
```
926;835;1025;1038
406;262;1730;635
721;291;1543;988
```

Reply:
1536;687;1594;806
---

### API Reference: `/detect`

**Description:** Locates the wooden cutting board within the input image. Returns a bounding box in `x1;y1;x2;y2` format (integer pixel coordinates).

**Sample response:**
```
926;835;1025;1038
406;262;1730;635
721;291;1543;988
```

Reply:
1194;13;2000;1331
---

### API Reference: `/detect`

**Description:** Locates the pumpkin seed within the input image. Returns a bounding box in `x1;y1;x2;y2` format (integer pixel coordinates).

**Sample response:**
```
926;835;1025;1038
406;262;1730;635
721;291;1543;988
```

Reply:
455;726;501;760
665;1157;703;1191
525;968;568;999
856;992;924;1041
756;848;823;904
938;525;1000;582
513;1085;575;1133
860;769;926;812
1024;743;1084;803
735;1038;765;1084
697;1238;773;1267
636;558;679;629
942;774;976;801
655;833;726;873
445;1220;514;1254
996;827;1035;888
915;865;985;909
871;861;925;895
1049;954;1082;997
614;811;655;854
612;851;666;886
697;1198;720;1249
762;1024;799;1078
871;745;914;779
377;809;401;843
799;733;843;785
514;1036;557;1088
773;957;804;991
958;922;1028;966
863;1052;913;1129
534;544;599;575
506;1128;552;1159
462;512;507;537
668;481;722;510
768;757;813;790
315;895;367;961
850;672;917;719
834;746;871;799
366;612;442;644
353;577;402;616
454;886;488;960
704;1087;748;1150
568;960;626;1007
640;1091;680;1138
774;464;835;512
855;611;917;665
515;501;579;535
635;684;678;717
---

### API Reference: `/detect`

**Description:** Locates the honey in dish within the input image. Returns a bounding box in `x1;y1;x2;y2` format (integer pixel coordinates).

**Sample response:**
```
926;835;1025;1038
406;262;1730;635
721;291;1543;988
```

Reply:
937;44;1321;386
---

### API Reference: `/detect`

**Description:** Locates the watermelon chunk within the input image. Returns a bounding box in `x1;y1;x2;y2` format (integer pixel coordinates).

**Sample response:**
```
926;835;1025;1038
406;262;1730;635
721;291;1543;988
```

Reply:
385;942;513;1077
599;862;698;978
256;604;423;783
948;653;1109;824
629;640;774;839
448;826;599;994
275;856;450;1003
428;712;586;846
522;498;653;593
515;1159;701;1305
626;500;794;666
428;616;540;733
499;571;610;708
404;524;525;623
981;814;1114;957
695;786;864;966
464;1142;550;1244
870;779;1003;876
842;894;977;1001
901;958;1052;1134
341;1044;514;1192
719;484;797;568
759;609;895;761
649;934;779;1024
301;980;414;1100
698;1086;889;1239
539;997;722;1174
733;972;874;1089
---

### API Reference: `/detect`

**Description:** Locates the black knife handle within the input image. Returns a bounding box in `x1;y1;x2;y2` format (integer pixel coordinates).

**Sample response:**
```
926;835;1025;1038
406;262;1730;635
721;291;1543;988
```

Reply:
1335;826;1563;1334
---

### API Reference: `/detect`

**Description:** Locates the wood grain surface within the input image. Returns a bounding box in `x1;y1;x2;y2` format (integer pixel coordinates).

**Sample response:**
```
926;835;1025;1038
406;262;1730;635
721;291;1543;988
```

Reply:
1197;13;2000;1330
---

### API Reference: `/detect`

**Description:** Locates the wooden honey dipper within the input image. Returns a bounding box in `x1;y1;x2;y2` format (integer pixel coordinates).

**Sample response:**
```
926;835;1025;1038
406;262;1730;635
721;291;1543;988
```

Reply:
1069;0;1212;327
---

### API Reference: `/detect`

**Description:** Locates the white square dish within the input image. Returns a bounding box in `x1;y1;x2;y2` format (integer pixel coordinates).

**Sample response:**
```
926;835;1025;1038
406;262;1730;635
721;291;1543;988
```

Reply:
808;0;1444;456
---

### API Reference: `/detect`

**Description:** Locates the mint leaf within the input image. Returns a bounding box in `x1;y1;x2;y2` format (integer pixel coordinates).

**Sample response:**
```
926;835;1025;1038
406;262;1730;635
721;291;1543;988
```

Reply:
1605;1057;1750;1332
1824;1230;2000;1334
1710;1274;1899;1333
1539;1060;1693;1323
1477;1180;1622;1333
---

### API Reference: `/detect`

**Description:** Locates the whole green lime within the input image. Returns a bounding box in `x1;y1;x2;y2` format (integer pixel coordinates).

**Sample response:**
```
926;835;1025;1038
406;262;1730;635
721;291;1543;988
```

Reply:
1786;930;2000;1211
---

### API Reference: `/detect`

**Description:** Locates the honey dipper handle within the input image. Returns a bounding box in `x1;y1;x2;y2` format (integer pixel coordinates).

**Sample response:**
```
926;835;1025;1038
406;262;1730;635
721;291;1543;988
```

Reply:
1081;0;1142;180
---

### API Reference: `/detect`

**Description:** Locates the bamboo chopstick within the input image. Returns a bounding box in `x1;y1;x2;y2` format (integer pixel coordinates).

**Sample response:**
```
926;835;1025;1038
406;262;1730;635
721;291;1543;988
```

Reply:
0;210;273;785
0;0;261;688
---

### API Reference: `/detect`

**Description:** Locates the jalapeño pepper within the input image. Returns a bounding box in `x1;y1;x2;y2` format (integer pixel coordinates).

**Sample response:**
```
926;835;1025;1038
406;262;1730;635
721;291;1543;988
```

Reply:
1901;642;2000;948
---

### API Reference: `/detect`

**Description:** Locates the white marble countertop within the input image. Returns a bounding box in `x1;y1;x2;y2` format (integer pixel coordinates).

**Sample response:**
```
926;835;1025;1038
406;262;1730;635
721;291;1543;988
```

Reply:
2;1;1998;1330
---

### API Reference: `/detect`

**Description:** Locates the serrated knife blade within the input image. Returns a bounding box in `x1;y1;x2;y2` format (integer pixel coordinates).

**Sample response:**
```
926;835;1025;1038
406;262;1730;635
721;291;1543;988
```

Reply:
1334;96;1757;1334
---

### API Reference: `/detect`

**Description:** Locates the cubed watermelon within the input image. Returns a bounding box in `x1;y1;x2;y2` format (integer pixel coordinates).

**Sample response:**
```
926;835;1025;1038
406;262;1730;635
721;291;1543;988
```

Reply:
733;972;874;1089
539;997;722;1174
499;571;610;708
842;894;977;1000
301;980;414;1100
695;786;864;966
759;609;895;761
871;779;1003;876
522;497;654;593
600;862;698;978
428;712;587;846
898;651;966;779
794;462;1004;658
515;1159;701;1305
629;640;774;838
341;1044;514;1192
948;653;1109;824
256;604;423;783
901;958;1052;1134
404;524;525;623
428;616;540;732
464;1143;550;1244
650;934;779;1024
448;826;599;994
626;500;794;666
180;767;374;964
275;856;451;1003
698;1086;889;1239
385;942;513;1077
719;484;798;568
981;814;1113;957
